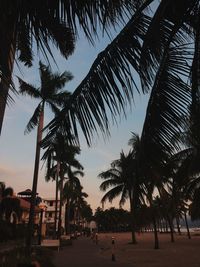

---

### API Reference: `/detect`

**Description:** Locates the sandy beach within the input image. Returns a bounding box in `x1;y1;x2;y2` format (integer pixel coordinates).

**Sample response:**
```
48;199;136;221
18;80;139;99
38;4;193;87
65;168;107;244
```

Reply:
53;232;200;267
98;232;200;267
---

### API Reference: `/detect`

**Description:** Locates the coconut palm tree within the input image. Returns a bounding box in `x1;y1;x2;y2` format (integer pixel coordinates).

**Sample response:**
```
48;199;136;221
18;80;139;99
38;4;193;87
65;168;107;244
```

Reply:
42;132;83;238
0;182;5;202
44;162;60;238
80;203;93;227
72;188;88;229
19;62;72;247
99;150;146;244
128;131;170;249
0;186;21;223
63;168;84;234
0;0;136;134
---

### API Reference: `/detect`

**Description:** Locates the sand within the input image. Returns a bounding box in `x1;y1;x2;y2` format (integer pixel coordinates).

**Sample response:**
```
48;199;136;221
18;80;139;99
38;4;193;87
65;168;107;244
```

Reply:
97;232;200;267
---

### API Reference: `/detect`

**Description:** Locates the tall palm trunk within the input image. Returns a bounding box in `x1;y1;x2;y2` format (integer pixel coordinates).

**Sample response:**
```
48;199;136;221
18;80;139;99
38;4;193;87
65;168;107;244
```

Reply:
167;215;175;243
64;202;68;234
191;8;200;134
0;25;16;134
26;104;44;251
152;213;159;249
129;191;137;244
58;167;64;239
54;163;59;239
176;216;181;235
184;212;191;239
65;198;71;234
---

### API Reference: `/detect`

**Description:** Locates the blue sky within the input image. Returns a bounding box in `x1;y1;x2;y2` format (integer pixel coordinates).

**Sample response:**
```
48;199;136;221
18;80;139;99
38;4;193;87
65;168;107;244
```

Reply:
0;29;149;212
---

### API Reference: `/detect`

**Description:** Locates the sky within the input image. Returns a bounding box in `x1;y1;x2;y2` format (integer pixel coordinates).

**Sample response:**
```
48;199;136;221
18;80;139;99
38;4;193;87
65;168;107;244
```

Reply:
0;27;149;212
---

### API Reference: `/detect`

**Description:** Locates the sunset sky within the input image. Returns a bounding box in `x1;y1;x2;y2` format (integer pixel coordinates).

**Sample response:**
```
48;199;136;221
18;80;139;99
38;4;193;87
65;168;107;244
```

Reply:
0;30;148;212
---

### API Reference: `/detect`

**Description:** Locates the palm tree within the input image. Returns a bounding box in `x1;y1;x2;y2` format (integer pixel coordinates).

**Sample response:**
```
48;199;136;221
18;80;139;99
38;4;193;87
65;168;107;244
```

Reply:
80;203;93;227
19;62;72;247
99;150;146;244
0;1;135;134
128;131;169;249
44;162;60;238
72;188;88;229
63;168;84;234
42;132;83;238
0;182;5;202
0;186;21;223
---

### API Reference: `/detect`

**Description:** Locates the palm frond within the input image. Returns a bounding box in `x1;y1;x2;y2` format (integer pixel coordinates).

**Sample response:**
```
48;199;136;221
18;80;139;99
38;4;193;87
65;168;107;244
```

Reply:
141;44;192;163
17;22;33;67
45;12;151;145
100;178;123;192
25;103;42;134
47;102;61;115
139;0;195;92
0;72;16;105
18;78;41;98
98;169;121;180
128;132;140;147
39;61;73;97
50;72;73;92
59;0;140;42
49;91;71;107
119;189;129;207
101;185;124;204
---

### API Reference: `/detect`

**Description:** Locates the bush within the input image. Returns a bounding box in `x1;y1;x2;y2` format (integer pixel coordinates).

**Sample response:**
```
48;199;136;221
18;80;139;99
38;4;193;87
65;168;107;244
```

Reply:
0;220;13;242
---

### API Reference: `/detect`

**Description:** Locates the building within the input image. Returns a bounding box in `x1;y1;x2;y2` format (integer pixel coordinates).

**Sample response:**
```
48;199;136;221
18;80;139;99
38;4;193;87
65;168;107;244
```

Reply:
42;198;65;230
17;189;41;224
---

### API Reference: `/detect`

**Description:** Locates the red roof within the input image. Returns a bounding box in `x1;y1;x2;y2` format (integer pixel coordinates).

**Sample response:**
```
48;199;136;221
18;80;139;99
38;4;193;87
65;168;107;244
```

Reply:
14;196;41;212
18;189;38;196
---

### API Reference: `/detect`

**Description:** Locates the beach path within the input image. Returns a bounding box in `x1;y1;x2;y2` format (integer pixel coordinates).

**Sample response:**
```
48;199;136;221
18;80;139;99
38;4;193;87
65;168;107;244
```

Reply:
53;236;133;267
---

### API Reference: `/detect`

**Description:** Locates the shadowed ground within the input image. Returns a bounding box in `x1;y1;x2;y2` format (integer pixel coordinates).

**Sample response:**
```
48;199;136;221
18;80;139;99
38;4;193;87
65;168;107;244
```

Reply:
53;232;200;267
53;236;133;267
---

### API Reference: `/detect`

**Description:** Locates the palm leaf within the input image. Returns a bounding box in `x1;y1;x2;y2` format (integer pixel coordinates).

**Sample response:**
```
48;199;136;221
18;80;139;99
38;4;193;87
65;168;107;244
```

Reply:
119;189;129;207
0;73;16;105
39;62;73;97
13;0;139;66
98;168;121;180
45;11;151;145
140;44;192;164
18;78;41;98
99;178;123;191
139;0;195;92
25;103;42;134
101;185;124;204
49;91;71;107
58;0;139;42
17;22;33;67
47;102;61;115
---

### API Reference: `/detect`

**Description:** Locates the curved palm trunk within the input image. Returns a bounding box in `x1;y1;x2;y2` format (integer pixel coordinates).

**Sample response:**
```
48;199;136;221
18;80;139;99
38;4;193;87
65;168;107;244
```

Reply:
0;26;16;134
58;167;64;239
26;105;44;251
54;164;59;239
